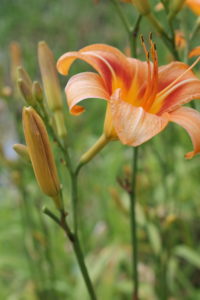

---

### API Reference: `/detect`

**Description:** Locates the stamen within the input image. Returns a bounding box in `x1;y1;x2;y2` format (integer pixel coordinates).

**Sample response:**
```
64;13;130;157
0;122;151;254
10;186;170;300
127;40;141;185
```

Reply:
143;41;159;110
140;35;149;59
140;36;152;101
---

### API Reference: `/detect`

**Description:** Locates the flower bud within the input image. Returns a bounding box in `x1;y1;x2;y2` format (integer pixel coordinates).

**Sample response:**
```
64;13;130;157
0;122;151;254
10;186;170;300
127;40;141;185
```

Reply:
22;107;62;208
10;42;22;85
169;0;186;20
38;41;67;137
132;0;151;15
32;81;43;103
17;66;35;105
17;79;35;106
38;41;63;111
13;143;30;162
17;66;32;87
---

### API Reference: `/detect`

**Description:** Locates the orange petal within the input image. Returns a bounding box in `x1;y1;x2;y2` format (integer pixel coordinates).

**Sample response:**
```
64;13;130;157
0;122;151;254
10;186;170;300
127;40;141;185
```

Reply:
65;72;109;115
57;44;133;94
186;0;200;15
154;62;200;114
169;106;200;158
158;62;195;93
189;46;200;58
110;89;169;146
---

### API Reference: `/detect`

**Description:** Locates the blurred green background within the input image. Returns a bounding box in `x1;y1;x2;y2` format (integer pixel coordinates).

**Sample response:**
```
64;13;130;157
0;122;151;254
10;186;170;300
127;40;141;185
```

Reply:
1;0;200;299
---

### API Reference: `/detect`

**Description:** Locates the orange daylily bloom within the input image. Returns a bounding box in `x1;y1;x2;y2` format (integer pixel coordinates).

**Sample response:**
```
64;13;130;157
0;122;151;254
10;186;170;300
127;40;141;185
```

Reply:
186;0;200;14
156;0;200;15
57;42;200;159
189;46;200;58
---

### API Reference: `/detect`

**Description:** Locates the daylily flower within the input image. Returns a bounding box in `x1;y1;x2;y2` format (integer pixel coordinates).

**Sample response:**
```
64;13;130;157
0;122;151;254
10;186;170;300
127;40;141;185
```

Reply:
57;42;200;159
156;0;200;15
186;0;200;15
189;46;200;57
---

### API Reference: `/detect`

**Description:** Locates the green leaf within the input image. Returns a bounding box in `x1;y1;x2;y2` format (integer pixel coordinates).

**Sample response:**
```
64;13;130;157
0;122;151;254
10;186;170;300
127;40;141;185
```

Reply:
146;222;162;255
174;245;200;269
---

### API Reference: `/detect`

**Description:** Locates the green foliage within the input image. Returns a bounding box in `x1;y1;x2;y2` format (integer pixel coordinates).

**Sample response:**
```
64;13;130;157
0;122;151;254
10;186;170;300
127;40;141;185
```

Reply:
1;0;200;299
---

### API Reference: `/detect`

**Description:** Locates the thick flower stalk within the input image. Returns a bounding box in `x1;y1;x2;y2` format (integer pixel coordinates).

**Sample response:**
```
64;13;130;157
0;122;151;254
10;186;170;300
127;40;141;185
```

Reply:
57;42;200;159
22;107;62;208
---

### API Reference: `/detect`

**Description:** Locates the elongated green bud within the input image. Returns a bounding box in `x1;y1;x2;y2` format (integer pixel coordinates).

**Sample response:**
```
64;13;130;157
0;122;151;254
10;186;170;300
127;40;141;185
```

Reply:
17;79;35;105
32;81;43;103
38;41;67;137
17;66;32;88
38;41;63;111
13;144;30;162
22;107;62;208
10;42;22;86
17;66;35;105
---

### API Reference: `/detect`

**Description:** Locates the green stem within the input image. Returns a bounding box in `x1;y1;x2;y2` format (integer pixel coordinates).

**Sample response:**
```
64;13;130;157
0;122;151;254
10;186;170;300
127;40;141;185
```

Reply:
20;178;49;298
40;103;96;299
110;0;132;34
72;235;97;300
131;15;142;57
68;172;97;299
60;210;97;300
37;208;59;299
44;208;97;300
109;2;141;297
190;17;200;41
110;0;142;58
71;172;79;234
147;13;179;60
129;147;139;300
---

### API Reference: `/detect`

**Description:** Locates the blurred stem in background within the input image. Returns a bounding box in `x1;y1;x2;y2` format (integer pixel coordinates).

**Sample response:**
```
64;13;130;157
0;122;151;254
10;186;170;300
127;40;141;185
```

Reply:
109;1;142;298
14;169;45;299
129;147;139;300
